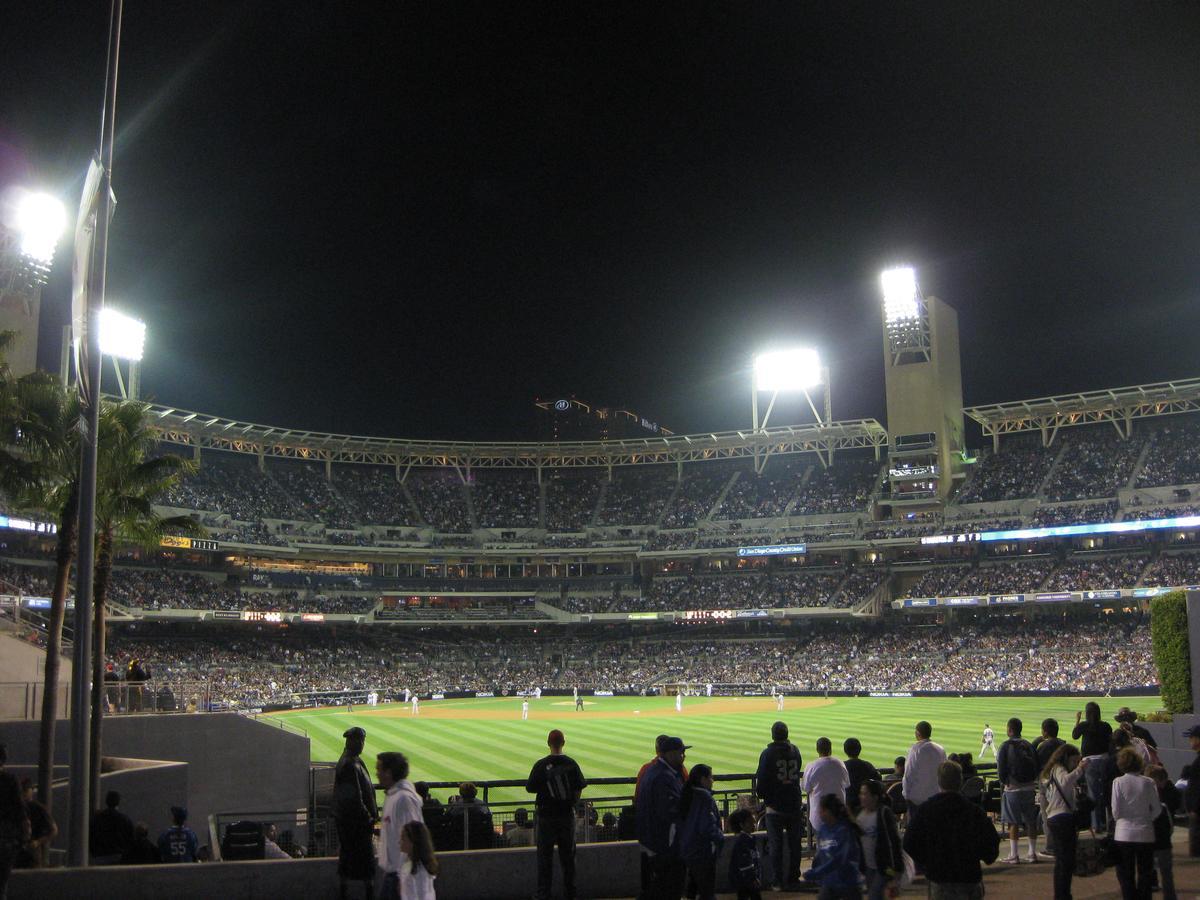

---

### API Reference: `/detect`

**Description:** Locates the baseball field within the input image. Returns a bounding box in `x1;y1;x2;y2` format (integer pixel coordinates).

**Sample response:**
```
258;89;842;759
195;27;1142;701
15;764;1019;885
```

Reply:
267;694;1151;805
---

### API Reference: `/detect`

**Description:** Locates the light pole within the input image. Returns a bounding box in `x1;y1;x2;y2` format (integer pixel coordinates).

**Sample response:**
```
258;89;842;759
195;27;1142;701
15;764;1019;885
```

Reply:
749;348;831;473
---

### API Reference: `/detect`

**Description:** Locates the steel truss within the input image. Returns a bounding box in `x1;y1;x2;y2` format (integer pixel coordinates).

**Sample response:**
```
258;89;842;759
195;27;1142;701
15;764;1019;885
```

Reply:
964;378;1200;449
145;403;888;471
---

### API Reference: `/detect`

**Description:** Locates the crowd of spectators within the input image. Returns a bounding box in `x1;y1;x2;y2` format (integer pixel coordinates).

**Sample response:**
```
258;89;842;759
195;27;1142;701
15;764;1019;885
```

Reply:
1140;551;1200;587
540;534;591;549
1121;502;1200;522
647;531;696;551
957;436;1057;503
472;472;540;529
104;568;377;614
543;472;603;532
621;567;863;612
332;467;418;526
792;459;879;515
956;556;1056;594
903;564;972;598
1136;419;1200;488
660;464;738;528
597;466;677;526
405;473;473;532
1029;500;1117;527
1042;553;1148;591
714;458;808;519
163;457;299;521
269;464;359;528
1042;431;1144;501
102;616;1157;707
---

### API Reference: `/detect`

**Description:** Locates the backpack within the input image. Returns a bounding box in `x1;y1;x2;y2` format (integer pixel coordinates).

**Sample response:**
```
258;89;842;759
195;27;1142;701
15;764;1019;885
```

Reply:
1007;739;1038;784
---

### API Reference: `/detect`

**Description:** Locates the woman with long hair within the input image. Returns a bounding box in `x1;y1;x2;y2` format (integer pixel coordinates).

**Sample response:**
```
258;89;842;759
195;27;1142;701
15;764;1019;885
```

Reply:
399;821;439;900
674;764;725;900
857;780;901;900
803;793;863;900
1072;702;1113;832
1038;743;1089;900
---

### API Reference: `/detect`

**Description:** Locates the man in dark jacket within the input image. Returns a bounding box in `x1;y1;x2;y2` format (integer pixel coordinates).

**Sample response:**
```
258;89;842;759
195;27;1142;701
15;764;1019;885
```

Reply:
526;729;587;900
843;737;876;814
903;760;1000;897
636;736;688;900
333;727;378;900
1184;724;1200;858
89;790;134;864
755;721;803;891
1114;708;1157;747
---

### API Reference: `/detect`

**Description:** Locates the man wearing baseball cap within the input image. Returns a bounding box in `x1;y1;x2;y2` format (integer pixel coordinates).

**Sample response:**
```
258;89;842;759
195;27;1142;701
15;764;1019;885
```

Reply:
1184;724;1200;857
636;736;690;899
334;727;378;900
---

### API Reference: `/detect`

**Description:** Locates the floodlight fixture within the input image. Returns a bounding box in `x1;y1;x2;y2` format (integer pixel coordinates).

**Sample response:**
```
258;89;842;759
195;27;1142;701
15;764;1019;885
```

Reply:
98;307;146;361
13;190;67;264
881;266;919;323
753;348;824;392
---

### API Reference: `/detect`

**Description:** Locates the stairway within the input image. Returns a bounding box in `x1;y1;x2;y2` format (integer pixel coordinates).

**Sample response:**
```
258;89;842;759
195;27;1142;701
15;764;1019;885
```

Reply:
704;471;741;521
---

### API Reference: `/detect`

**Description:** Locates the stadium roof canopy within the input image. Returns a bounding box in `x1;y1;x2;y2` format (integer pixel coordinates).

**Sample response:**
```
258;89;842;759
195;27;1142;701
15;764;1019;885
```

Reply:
964;377;1200;448
146;403;888;471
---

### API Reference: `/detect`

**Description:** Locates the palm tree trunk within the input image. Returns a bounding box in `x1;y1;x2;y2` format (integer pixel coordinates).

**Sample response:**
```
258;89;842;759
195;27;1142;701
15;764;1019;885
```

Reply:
37;486;78;808
89;529;113;811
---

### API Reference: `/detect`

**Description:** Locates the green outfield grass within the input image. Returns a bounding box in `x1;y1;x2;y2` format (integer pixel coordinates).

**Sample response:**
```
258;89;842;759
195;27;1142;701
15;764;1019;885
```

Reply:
268;694;1152;805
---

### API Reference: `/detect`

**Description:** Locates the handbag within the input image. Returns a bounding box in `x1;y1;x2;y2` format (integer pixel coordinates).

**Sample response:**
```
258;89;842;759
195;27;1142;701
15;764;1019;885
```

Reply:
898;849;917;888
1074;829;1108;878
1049;771;1093;831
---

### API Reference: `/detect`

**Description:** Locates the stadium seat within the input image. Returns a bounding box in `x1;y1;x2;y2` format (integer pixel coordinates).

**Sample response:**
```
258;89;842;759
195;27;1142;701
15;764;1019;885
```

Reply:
220;820;265;860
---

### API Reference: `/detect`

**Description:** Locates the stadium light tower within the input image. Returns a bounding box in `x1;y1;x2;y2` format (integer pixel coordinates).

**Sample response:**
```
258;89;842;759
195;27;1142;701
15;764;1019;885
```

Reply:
881;265;931;365
0;188;67;377
751;347;830;431
97;306;144;398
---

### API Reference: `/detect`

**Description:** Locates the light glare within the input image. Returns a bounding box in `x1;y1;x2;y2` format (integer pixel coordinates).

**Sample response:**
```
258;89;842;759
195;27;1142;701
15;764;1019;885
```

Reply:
98;307;146;361
881;266;919;323
13;191;67;263
754;348;823;392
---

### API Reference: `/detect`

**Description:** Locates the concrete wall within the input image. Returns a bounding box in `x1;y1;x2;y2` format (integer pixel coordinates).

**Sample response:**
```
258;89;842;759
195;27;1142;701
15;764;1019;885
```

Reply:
10;839;645;900
0;713;309;847
0;631;70;720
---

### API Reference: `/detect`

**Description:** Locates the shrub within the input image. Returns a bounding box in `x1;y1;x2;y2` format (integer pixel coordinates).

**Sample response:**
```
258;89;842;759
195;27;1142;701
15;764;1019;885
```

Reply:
1150;590;1192;714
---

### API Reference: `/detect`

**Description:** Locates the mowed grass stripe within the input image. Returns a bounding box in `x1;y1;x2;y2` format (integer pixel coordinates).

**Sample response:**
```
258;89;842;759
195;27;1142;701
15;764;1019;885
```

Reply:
271;695;1150;805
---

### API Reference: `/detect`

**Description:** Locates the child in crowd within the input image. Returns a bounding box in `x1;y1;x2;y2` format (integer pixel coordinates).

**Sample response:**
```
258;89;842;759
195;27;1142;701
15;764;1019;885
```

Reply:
803;794;863;900
727;808;763;900
398;821;438;899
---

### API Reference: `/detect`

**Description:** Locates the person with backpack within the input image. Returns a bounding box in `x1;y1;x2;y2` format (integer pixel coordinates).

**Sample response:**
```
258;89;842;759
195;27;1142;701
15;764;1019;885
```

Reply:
754;721;804;891
802;793;863;900
998;717;1048;864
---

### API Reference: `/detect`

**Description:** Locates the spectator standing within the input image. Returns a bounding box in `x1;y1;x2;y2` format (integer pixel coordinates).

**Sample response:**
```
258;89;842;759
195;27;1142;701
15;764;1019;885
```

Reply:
856;780;902;900
398;821;439;900
376;751;424;899
1114;708;1157;748
14;780;54;868
334;727;378;900
727;808;763;900
526;729;587;900
1072;703;1113;833
997;717;1047;863
1038;744;1089;900
802;794;863;900
157;806;199;863
804;738;851;838
842;739;875;815
754;722;804;891
1033;718;1064;770
1109;747;1161;900
89;790;134;864
1146;765;1178;900
1185;724;1200;857
901;721;945;819
0;744;28;899
674;765;725;900
636;735;689;900
903;761;1000;900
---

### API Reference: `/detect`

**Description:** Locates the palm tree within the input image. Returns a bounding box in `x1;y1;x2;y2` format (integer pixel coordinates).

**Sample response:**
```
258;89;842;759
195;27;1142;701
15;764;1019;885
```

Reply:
0;372;82;807
88;399;198;805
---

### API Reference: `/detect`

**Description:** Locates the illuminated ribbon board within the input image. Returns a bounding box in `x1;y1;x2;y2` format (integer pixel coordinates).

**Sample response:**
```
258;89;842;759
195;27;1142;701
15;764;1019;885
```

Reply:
922;514;1200;546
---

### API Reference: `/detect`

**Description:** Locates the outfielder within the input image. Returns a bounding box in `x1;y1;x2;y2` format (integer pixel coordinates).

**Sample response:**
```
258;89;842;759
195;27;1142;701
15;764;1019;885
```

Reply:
980;723;996;758
522;698;529;720
410;694;420;716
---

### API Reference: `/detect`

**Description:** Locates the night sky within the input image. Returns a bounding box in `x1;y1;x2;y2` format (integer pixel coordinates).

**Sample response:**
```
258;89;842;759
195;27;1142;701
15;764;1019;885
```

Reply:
3;3;1198;443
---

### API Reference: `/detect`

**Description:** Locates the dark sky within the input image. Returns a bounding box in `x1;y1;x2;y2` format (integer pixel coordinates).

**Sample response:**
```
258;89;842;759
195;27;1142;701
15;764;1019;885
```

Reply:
4;3;1198;442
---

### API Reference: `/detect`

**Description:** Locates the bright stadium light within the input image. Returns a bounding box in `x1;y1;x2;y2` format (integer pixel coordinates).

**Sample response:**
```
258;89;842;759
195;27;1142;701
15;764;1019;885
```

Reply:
881;266;919;323
13;190;68;263
753;348;824;392
98;307;146;361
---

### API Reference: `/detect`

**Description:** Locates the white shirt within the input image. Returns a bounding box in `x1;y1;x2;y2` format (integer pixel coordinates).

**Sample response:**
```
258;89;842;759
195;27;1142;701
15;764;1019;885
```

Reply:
982;728;994;743
378;780;425;874
856;809;879;870
399;858;437;900
1038;763;1086;820
902;739;946;806
1110;773;1162;844
803;756;850;831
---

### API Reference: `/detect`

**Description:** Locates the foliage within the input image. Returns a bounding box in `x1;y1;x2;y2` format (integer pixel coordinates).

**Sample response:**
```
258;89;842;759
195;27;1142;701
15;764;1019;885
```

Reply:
1150;590;1193;714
